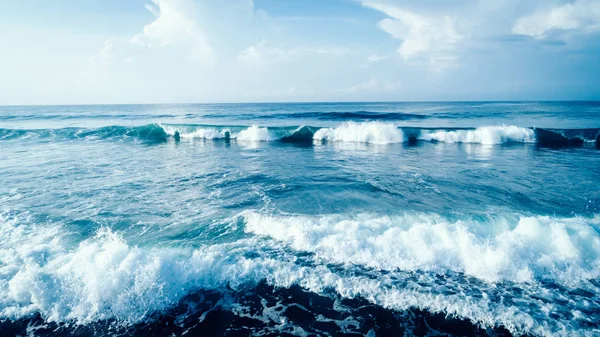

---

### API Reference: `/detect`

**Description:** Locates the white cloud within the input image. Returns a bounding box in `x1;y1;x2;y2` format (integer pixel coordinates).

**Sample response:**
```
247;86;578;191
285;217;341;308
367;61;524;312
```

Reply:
513;0;600;39
92;0;214;66
132;0;214;64
367;54;389;63
238;40;292;64
238;40;349;65
18;0;590;104
340;78;402;93
361;1;463;72
429;55;459;74
90;39;118;65
345;78;378;92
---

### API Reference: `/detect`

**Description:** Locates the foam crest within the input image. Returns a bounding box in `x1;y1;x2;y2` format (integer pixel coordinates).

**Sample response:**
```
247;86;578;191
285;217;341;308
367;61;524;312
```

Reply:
162;125;230;140
236;125;274;142
0;212;316;325
419;125;535;144
243;211;600;285
162;124;273;142
313;122;405;144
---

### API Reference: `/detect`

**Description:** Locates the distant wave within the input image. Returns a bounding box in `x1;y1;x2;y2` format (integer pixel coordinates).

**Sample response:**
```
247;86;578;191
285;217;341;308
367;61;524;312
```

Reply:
417;125;536;144
162;122;599;147
314;121;405;144
1;209;599;336
202;110;430;121
296;110;430;121
1;123;599;148
0;113;178;121
0;124;168;143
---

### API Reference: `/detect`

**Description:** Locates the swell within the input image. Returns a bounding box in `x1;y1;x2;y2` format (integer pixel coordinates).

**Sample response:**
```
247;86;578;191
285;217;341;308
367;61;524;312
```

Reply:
201;110;430;121
0;124;168;144
0;114;178;121
533;128;600;148
2;123;599;148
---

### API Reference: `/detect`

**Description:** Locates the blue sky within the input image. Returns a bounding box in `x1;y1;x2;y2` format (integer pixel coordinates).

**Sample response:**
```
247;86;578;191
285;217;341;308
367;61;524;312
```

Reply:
1;0;599;104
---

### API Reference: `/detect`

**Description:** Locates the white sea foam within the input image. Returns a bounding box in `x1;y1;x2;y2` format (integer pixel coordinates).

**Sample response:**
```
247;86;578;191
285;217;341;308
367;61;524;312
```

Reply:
418;125;535;144
161;125;230;140
313;122;405;144
182;128;230;139
1;211;598;336
243;211;600;285
161;124;273;141
161;123;537;145
235;125;274;142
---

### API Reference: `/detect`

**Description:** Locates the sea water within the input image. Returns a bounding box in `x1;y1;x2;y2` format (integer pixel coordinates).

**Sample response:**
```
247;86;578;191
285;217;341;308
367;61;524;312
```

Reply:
0;102;599;336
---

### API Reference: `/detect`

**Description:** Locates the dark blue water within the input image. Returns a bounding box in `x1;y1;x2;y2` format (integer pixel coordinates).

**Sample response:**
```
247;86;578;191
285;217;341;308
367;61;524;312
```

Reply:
0;102;599;337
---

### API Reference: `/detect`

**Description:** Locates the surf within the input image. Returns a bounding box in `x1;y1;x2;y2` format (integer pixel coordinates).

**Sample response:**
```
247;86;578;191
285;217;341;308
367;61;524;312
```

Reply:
1;123;600;149
1;209;599;336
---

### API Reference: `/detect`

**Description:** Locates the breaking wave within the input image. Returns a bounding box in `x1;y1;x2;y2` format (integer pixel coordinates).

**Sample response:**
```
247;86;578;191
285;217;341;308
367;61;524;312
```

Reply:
0;124;168;144
1;123;599;148
313;122;405;144
201;110;431;121
163;122;598;147
1;210;599;336
243;211;600;285
417;125;536;144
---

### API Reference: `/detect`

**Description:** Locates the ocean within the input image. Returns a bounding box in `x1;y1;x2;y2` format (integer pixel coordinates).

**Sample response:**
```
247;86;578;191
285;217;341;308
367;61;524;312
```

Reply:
0;102;599;337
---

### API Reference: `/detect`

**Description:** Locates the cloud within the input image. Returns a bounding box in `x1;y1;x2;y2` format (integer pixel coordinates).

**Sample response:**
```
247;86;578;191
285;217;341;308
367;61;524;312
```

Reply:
344;78;378;92
513;0;600;39
361;1;463;72
367;54;389;63
92;0;215;66
340;78;402;93
238;40;292;64
36;0;593;104
238;40;349;65
132;0;214;63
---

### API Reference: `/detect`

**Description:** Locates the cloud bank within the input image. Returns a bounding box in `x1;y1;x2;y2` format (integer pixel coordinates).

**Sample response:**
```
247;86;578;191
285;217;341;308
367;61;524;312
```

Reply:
0;0;599;104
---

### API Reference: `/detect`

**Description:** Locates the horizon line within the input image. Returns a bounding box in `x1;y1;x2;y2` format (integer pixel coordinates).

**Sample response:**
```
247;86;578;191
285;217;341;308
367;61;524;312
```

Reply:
1;99;599;107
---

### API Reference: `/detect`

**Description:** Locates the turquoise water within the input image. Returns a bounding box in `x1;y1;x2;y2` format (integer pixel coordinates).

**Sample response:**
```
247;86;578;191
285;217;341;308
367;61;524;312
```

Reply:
0;102;599;336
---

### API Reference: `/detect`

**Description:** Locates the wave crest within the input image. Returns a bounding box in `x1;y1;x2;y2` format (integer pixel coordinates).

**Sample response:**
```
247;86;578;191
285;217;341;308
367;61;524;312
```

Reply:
243;211;600;285
2;124;599;148
418;125;536;144
1;211;599;335
236;125;274;142
314;122;405;144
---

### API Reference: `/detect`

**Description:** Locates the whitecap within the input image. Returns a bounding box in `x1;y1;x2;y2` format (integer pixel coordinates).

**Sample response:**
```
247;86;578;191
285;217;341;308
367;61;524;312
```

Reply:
314;122;405;144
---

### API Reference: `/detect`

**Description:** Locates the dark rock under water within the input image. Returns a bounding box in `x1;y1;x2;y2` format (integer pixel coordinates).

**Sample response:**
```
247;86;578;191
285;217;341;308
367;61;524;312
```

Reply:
534;128;584;147
0;283;517;337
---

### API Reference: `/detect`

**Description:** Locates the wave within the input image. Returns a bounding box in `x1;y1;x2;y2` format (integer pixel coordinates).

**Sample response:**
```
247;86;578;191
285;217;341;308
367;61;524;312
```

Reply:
74;124;168;143
280;125;318;144
1;210;599;336
0;113;178;121
160;124;231;140
236;125;275;142
417;125;536;144
2;123;599;148
163;121;407;145
201;110;430;121
0;124;168;144
293;110;430;121
534;128;600;148
243;211;600;285
313;121;405;144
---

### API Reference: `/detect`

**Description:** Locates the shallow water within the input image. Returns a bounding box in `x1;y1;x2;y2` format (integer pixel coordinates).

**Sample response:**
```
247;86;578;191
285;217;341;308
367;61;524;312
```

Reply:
0;102;599;336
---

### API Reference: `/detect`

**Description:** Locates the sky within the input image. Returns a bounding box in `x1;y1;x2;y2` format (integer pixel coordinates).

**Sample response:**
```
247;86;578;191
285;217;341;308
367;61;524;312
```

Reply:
1;0;599;104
